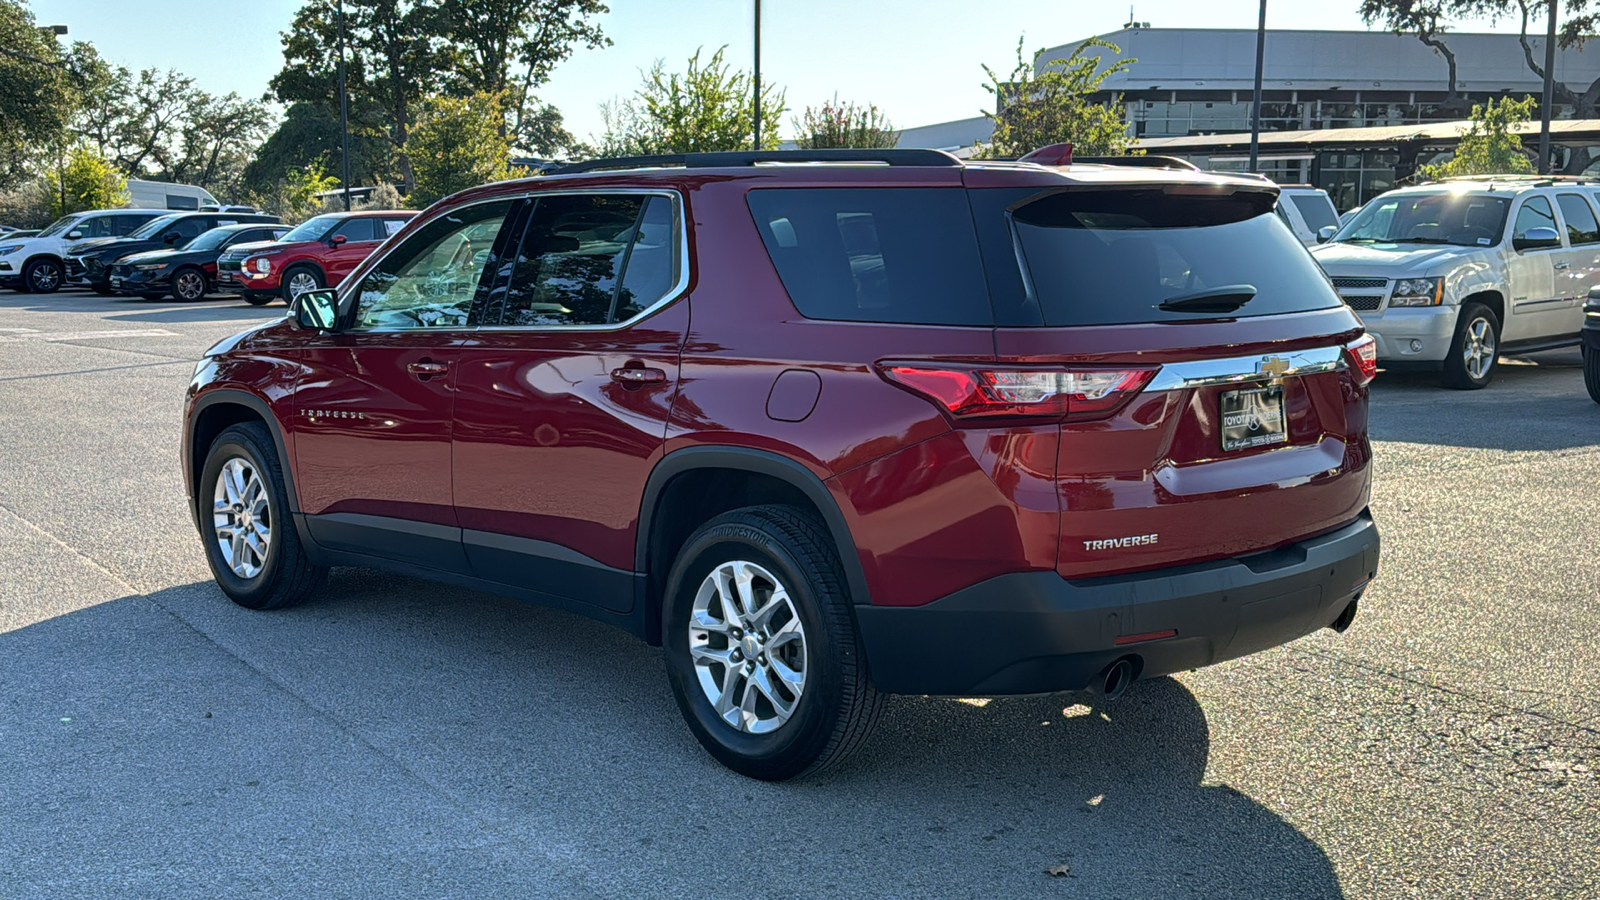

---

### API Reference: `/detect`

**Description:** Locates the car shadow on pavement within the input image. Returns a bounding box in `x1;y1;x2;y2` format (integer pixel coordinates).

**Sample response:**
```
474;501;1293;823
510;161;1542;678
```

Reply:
1370;350;1599;451
1;570;1347;898
0;291;279;321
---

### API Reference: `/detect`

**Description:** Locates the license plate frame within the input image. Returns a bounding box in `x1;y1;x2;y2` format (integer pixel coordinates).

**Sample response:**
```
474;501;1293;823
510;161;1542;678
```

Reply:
1220;385;1287;451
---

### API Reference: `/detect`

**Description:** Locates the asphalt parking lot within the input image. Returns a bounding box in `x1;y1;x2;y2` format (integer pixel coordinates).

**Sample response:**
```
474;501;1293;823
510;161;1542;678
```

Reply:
0;290;1596;899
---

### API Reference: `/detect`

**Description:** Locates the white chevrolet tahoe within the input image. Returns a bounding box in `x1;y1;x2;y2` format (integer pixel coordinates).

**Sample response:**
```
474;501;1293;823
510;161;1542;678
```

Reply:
1310;177;1597;388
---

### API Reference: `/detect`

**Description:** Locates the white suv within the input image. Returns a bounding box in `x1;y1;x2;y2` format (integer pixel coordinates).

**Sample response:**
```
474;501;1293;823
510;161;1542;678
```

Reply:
1311;177;1598;388
0;209;163;294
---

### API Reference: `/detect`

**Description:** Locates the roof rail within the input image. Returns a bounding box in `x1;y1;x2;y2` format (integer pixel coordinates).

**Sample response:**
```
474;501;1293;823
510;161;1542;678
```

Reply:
1073;155;1201;171
1432;173;1598;186
546;148;963;175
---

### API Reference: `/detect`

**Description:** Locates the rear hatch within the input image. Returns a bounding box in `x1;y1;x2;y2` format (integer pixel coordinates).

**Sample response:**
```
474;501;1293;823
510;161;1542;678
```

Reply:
964;170;1374;578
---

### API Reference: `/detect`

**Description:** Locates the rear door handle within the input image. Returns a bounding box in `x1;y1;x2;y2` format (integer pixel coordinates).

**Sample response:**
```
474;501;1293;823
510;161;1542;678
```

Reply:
1554;261;1571;269
407;360;450;377
610;366;666;385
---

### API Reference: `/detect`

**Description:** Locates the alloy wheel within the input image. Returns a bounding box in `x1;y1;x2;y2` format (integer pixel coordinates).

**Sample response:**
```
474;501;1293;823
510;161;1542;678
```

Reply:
1462;316;1496;381
175;270;206;300
287;272;319;299
688;560;808;735
212;457;272;579
29;262;60;292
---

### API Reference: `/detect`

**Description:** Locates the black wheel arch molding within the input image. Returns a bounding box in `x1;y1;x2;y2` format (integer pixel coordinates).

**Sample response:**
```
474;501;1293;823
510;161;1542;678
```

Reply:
636;446;872;625
186;388;305;529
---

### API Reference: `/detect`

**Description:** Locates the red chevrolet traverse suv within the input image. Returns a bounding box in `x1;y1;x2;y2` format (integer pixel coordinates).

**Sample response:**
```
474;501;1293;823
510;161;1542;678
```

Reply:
183;149;1380;780
216;209;415;305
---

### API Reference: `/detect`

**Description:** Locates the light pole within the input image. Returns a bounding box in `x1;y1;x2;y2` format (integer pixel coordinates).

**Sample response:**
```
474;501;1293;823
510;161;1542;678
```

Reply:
337;0;352;210
753;0;762;151
1248;0;1267;174
1539;0;1558;175
44;25;68;215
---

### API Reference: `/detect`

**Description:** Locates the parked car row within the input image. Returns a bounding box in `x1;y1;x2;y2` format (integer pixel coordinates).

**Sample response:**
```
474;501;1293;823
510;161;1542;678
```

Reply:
1;207;414;303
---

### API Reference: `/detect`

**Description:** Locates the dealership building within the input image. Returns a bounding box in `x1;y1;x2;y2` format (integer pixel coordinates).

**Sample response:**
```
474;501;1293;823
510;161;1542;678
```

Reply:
897;26;1600;209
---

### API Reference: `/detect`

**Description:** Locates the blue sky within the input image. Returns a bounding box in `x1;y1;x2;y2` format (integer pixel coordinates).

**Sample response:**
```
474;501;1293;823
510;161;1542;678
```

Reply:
28;0;1524;142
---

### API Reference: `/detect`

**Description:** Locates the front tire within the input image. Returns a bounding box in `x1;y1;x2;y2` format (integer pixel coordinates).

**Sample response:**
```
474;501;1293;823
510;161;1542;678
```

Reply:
1441;302;1500;390
198;422;325;610
171;267;208;301
662;505;881;781
23;258;62;294
280;265;323;304
1585;344;1600;405
91;284;114;296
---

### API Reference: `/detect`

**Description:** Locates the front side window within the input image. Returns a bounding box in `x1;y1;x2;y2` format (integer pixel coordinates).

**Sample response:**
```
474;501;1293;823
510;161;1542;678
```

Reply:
1557;193;1600;245
167;217;210;246
186;228;235;252
1513;196;1559;247
76;216;115;239
350;200;513;330
131;214;183;240
280;215;340;243
36;215;80;238
330;217;379;243
496;193;678;327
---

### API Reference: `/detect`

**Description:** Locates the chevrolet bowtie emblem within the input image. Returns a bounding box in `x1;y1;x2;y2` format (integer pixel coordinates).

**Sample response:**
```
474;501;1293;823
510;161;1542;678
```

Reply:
1257;356;1291;379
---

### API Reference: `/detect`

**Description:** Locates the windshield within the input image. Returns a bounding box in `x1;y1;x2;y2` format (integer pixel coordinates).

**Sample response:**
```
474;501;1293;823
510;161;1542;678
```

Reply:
184;228;236;252
280;215;340;243
130;214;184;240
36;215;80;238
1332;192;1510;247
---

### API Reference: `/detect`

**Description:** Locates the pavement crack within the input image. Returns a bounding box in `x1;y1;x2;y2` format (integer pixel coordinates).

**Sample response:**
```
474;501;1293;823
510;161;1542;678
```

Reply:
0;359;191;382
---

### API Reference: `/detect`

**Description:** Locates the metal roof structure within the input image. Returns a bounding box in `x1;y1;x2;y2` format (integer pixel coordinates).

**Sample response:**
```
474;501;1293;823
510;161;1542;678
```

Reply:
1136;118;1600;152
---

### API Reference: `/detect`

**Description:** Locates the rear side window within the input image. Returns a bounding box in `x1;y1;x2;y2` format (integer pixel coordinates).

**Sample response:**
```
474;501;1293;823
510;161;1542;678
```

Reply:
1008;188;1342;326
1557;193;1600;245
746;188;992;326
1289;193;1338;232
331;218;379;242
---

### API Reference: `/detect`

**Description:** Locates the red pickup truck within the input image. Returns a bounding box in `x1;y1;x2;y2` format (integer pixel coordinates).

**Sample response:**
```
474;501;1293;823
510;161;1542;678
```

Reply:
216;210;415;305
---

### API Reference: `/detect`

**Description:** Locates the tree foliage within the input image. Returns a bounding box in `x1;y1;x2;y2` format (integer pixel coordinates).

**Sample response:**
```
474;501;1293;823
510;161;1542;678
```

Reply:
0;0;104;187
406;92;513;208
793;97;898;149
980;37;1135;159
593;46;785;155
1418;95;1537;179
243;102;393;198
49;145;127;216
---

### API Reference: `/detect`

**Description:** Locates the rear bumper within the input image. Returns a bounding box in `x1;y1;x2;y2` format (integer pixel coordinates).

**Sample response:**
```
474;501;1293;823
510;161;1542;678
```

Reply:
855;511;1380;696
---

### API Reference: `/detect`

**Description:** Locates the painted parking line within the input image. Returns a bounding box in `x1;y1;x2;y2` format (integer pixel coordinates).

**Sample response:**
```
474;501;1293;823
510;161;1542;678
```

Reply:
0;329;180;342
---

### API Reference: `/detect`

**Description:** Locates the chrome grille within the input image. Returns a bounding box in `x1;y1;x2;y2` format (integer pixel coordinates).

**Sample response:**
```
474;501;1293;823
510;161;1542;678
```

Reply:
1330;276;1388;289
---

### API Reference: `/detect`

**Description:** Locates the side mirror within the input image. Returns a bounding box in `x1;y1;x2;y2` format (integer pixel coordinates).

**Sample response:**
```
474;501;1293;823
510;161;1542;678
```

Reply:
1317;225;1338;244
293;288;340;331
66;229;82;239
163;232;181;244
329;234;347;247
1514;226;1561;251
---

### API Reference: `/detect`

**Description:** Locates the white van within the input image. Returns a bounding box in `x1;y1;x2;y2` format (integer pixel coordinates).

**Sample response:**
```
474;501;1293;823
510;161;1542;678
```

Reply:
1274;186;1342;246
126;179;220;211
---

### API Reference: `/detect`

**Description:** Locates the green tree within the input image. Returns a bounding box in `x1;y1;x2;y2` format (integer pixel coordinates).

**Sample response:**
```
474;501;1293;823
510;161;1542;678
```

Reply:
980;36;1134;159
0;0;103;187
436;0;607;154
793;97;898;149
243;102;393;198
1417;95;1537;179
49;145;127;216
595;46;784;155
406;91;512;207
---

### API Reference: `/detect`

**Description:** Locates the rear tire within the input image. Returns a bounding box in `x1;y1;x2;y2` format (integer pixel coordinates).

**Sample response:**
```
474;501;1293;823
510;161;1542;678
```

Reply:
662;504;881;781
198;422;325;610
1585;344;1600;405
242;291;274;306
91;284;114;296
1441;302;1500;390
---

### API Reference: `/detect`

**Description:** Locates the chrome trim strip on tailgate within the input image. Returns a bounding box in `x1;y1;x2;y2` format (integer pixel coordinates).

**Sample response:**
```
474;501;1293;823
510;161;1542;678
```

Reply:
1144;345;1344;392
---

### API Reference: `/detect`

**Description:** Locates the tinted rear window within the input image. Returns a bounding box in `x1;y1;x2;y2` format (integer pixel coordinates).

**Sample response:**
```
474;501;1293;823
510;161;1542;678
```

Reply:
746;188;991;326
1007;189;1342;326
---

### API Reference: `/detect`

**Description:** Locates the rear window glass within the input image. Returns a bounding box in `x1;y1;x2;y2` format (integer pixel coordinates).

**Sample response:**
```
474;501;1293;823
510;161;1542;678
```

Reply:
746;188;991;326
1009;189;1342;326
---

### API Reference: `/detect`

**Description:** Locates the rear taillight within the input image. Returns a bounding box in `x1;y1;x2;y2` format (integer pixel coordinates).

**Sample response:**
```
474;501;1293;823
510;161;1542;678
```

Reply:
1345;334;1377;385
880;364;1158;422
